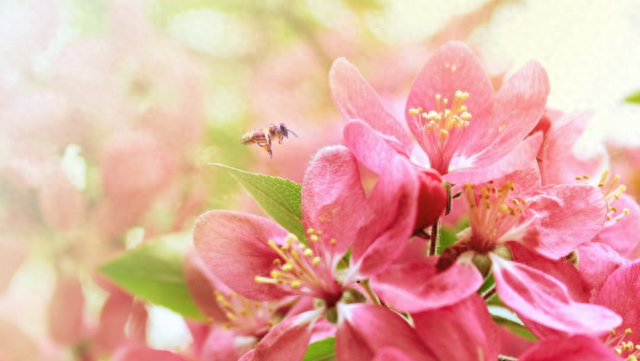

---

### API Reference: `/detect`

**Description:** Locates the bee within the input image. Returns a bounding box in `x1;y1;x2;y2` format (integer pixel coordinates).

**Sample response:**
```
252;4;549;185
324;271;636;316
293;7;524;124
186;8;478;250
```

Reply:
241;123;298;158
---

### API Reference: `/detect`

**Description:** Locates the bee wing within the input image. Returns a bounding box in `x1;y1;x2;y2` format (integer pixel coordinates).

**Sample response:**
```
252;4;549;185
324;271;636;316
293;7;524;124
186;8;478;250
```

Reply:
264;127;272;146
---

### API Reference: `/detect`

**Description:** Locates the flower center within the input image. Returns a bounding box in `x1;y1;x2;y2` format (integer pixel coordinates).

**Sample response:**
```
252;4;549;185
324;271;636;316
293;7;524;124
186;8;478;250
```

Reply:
409;90;472;174
215;290;276;337
465;181;528;252
254;232;342;303
604;328;640;360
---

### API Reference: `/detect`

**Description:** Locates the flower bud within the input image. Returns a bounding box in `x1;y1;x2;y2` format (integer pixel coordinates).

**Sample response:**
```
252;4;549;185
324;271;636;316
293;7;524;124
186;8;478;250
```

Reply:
414;168;447;232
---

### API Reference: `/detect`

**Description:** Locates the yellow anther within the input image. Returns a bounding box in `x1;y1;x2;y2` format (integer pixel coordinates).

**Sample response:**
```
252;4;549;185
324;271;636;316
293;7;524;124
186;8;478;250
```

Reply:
225;312;237;320
310;235;319;242
627;355;638;361
316;230;323;235
616;347;623;355
499;204;510;214
290;281;301;288
409;108;420;115
303;249;314;257
624;209;631;215
439;129;449;138
626;328;633;334
598;170;610;188
312;257;321;266
307;228;315;234
285;234;298;245
282;263;293;272
330;239;337;245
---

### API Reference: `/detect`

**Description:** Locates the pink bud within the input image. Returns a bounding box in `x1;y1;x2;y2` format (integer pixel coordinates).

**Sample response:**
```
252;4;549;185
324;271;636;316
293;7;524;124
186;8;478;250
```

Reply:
414;169;447;232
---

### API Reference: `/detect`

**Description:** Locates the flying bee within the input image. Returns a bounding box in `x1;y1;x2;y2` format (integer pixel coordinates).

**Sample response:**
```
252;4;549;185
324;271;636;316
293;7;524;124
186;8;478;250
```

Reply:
241;123;298;158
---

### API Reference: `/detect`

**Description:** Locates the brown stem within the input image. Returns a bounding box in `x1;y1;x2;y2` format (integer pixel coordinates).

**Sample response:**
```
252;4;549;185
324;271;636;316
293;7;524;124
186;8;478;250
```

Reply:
482;285;497;301
428;221;440;256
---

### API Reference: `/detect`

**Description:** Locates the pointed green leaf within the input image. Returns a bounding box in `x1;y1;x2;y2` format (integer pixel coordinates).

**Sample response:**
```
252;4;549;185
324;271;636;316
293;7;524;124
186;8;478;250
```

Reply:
99;233;207;321
302;337;336;361
212;163;307;244
624;90;640;104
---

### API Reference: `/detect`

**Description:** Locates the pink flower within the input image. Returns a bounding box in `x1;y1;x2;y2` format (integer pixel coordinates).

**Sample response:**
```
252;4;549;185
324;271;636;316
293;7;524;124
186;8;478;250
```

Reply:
194;145;422;359
535;110;640;257
372;166;622;334
331;41;550;185
194;145;417;303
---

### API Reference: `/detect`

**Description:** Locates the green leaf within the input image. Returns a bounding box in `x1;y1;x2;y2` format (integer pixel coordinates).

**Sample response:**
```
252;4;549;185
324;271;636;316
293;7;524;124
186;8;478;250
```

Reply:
302;337;336;361
624;90;640;104
212;163;307;244
99;233;207;321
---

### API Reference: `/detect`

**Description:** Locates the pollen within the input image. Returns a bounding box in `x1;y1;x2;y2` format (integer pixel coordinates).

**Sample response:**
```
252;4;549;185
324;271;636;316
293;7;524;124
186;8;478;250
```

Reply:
605;327;640;360
214;290;276;335
465;181;529;253
596;170;630;225
254;233;329;297
409;90;472;174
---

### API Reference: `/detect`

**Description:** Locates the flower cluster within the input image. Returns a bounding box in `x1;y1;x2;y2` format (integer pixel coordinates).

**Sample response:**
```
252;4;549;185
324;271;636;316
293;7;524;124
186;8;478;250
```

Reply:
191;42;640;361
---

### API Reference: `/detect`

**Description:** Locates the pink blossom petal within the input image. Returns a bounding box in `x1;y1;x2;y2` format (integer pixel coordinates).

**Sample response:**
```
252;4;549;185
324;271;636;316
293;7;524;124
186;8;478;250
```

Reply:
483;161;542;196
516;184;607;259
577;242;626;293
343;119;408;175
336;304;437;361
350;157;418;278
371;254;482;313
597;194;640;255
193;211;291;301
518;335;619;361
497;325;535;358
95;290;134;354
0;240;27;294
302;146;367;259
413;294;501;361
242;309;321;361
592;260;640;345
491;255;622;335
99;132;176;237
538;111;606;185
0;317;39;361
461;61;549;159
509;242;587;303
405;42;493;143
128;300;148;344
373;348;418;361
37;166;85;231
330;58;413;150
200;327;247;361
444;132;543;185
184;253;229;323
48;276;85;346
112;346;189;361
